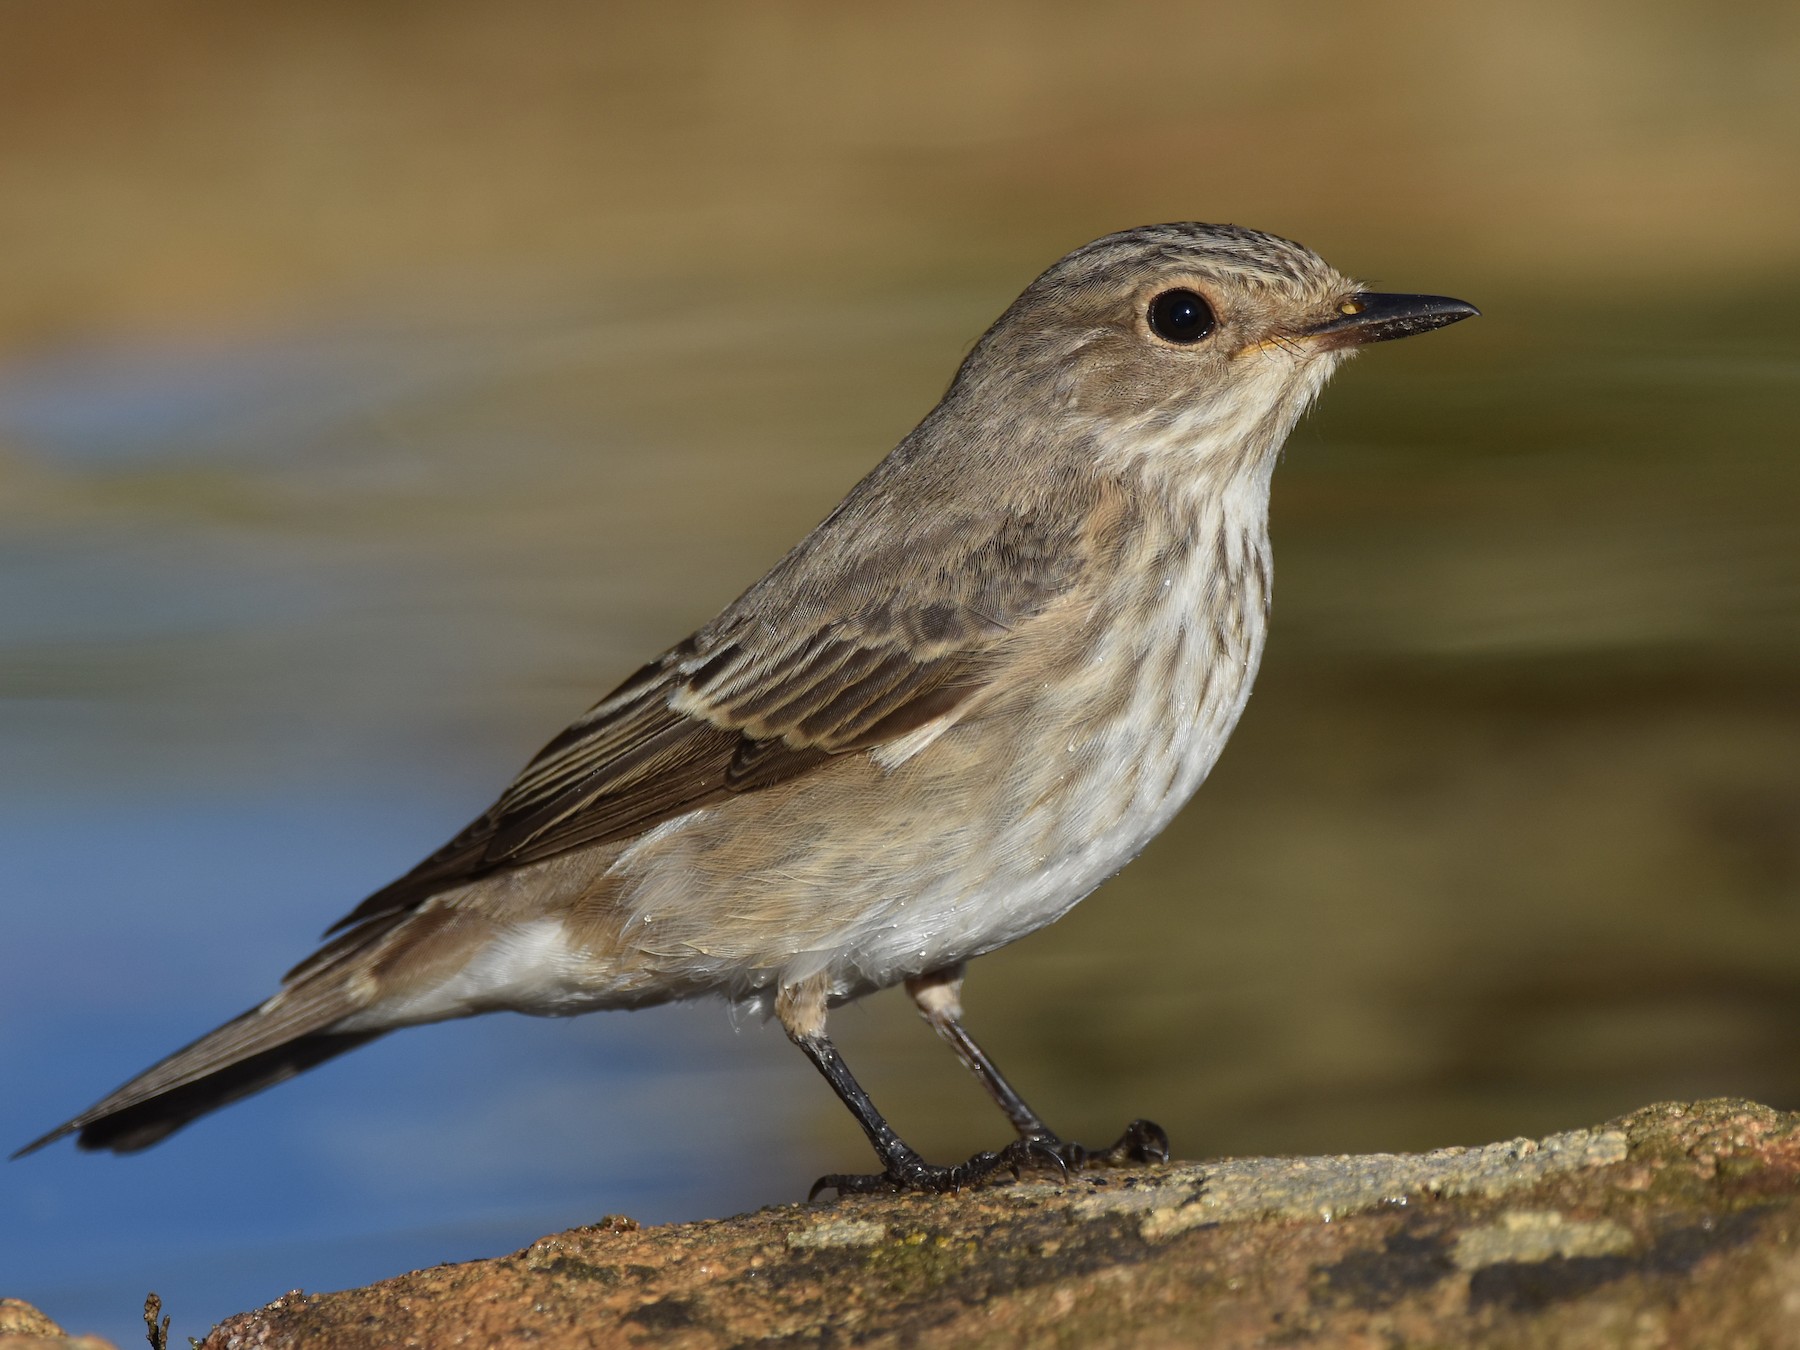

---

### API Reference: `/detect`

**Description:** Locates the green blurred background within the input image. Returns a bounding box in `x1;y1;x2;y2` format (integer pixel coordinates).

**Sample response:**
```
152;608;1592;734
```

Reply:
2;0;1797;1338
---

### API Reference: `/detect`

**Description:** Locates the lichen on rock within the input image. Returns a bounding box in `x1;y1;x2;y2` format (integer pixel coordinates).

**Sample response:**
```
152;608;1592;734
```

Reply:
181;1098;1800;1348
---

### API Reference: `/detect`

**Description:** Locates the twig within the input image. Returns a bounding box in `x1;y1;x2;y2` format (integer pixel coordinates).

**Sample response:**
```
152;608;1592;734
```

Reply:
143;1292;170;1350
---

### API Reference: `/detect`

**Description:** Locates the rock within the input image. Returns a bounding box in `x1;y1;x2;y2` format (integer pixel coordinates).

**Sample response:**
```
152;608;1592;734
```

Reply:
0;1300;117;1350
199;1098;1800;1348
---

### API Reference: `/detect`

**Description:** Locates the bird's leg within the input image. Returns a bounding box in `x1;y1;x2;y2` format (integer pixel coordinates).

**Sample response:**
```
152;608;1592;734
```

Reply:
905;965;1170;1171
778;977;1018;1199
906;967;1053;1139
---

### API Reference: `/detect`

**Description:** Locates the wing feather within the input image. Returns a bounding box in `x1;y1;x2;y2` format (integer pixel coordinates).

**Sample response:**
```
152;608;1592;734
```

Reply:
323;502;1091;935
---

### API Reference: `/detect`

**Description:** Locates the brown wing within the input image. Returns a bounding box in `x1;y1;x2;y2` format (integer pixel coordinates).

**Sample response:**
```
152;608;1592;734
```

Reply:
324;508;1085;936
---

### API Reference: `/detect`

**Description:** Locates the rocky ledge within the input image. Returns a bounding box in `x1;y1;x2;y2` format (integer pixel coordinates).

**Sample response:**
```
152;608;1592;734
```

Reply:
13;1099;1800;1348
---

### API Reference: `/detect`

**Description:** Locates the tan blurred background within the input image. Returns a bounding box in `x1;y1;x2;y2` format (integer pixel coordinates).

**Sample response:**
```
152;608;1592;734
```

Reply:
3;1;1797;341
2;1;1797;1337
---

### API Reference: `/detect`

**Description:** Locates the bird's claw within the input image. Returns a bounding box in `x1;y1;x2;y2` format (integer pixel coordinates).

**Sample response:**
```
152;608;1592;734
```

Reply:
809;1148;1013;1201
1002;1134;1071;1178
807;1120;1169;1200
1101;1117;1172;1166
1009;1118;1171;1172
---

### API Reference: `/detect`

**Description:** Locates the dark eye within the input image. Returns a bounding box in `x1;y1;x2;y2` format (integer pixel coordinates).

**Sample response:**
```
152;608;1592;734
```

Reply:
1147;288;1216;344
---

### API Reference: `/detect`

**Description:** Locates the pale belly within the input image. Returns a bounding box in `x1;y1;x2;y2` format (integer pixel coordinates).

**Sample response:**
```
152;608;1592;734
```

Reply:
596;526;1271;1015
819;589;1266;1000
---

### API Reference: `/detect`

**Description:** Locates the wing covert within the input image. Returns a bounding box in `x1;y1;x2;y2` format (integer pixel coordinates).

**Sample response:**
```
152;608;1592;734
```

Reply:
324;503;1089;934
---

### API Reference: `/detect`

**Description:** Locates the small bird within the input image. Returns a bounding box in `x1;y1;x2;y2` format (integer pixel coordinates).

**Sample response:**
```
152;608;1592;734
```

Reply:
19;224;1475;1194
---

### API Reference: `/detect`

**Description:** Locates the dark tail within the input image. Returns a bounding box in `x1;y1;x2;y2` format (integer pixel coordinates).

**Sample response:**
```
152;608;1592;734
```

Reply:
17;1028;380;1156
15;985;383;1157
16;912;416;1158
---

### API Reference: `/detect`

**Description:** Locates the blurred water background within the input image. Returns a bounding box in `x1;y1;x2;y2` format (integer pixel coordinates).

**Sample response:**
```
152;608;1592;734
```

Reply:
1;3;1796;1343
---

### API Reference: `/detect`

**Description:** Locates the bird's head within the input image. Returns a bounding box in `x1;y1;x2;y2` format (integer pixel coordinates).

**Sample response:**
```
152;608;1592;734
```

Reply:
950;222;1477;479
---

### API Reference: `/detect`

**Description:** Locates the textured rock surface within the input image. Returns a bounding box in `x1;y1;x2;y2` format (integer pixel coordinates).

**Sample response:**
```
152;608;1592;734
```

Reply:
189;1098;1800;1347
0;1299;116;1350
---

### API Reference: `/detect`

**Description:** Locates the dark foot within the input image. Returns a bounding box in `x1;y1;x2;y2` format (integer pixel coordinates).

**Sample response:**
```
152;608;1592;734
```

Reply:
1013;1118;1171;1172
806;1123;1169;1200
809;1146;1025;1200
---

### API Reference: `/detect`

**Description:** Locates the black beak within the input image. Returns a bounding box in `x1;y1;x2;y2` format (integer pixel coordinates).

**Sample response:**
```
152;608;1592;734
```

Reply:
1305;293;1480;349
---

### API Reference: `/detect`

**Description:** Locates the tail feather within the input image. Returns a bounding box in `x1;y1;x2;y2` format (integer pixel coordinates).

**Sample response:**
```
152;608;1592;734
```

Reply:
16;913;413;1158
17;1028;382;1155
15;987;387;1158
